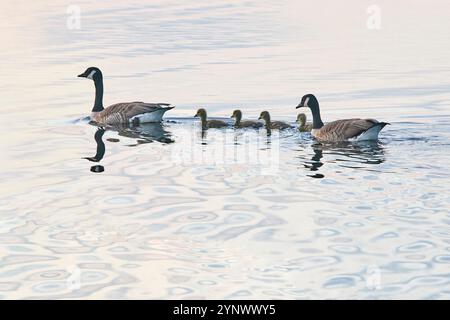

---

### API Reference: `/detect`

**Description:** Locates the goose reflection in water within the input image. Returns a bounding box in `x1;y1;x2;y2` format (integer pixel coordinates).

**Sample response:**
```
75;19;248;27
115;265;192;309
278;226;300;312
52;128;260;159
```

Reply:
83;123;173;172
113;122;174;146
83;128;106;173
84;127;106;162
302;141;386;178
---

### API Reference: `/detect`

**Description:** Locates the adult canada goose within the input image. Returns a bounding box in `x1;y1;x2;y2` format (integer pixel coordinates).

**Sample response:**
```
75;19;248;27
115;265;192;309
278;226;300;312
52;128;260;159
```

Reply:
231;110;263;128
258;111;291;130
297;113;313;132
194;108;228;129
78;67;174;125
296;94;389;142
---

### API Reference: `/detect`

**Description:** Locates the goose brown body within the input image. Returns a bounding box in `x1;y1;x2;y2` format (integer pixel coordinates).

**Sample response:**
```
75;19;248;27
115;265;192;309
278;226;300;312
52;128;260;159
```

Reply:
91;102;174;125
311;118;386;142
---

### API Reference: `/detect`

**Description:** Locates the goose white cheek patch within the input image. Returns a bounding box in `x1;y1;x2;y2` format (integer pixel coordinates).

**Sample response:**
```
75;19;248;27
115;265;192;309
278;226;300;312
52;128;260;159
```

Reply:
87;70;96;79
304;97;310;108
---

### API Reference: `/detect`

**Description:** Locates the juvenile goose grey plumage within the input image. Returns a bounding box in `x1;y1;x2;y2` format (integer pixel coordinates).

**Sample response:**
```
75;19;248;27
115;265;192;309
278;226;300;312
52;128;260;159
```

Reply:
296;94;389;142
194;108;228;129
258;111;291;130
297;113;313;132
231;110;263;128
78;67;174;125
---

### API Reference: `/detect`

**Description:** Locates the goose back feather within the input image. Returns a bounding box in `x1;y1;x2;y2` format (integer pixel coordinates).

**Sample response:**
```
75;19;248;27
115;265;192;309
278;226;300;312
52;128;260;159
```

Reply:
312;119;388;142
92;102;174;125
270;121;291;130
238;120;263;128
207;119;228;128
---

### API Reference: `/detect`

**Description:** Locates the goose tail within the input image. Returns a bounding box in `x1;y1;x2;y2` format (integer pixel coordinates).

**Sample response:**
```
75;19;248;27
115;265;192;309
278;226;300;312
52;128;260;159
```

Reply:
357;122;389;141
158;103;175;111
378;122;390;129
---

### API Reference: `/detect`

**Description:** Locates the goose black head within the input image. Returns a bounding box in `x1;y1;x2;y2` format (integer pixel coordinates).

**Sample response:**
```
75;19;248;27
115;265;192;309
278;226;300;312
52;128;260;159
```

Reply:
78;67;102;81
296;94;319;110
231;109;242;119
258;111;270;122
194;108;207;118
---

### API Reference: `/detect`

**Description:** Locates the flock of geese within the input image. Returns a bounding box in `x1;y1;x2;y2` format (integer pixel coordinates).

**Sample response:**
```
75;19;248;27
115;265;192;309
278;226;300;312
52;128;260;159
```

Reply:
78;67;389;142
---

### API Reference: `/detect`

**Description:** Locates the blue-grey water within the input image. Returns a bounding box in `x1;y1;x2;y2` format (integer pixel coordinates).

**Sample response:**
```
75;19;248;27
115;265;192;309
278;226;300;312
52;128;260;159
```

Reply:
1;0;450;299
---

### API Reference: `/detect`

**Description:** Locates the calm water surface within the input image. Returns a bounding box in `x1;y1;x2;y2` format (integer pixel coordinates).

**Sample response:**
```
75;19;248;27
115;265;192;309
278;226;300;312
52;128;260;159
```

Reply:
1;0;450;299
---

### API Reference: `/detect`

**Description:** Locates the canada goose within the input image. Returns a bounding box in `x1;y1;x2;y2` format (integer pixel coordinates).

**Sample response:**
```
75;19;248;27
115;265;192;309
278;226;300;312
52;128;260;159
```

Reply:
258;111;291;130
296;94;389;142
78;67;174;125
231;110;263;128
194;108;228;129
297;113;313;132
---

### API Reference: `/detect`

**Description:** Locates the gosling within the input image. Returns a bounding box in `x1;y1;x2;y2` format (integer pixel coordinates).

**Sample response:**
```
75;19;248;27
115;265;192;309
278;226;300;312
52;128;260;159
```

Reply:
297;113;313;132
194;108;228;129
258;111;291;130
231;110;263;128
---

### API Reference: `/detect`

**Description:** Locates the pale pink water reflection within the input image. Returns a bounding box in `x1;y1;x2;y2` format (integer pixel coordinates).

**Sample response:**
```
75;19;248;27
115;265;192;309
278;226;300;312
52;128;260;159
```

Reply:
1;0;450;299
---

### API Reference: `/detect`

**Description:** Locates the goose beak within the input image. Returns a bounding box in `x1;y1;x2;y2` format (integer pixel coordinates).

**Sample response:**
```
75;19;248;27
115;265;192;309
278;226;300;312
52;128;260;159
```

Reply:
78;73;86;78
193;114;198;118
296;104;303;109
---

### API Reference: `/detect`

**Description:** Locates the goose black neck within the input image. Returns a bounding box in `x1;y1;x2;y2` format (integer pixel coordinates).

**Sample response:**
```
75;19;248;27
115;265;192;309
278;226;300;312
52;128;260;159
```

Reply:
264;114;271;128
92;77;104;112
235;113;242;125
200;114;207;128
310;104;324;129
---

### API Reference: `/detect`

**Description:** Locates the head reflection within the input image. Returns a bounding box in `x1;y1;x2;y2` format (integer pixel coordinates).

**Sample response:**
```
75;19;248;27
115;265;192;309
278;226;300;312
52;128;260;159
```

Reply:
90;165;104;173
